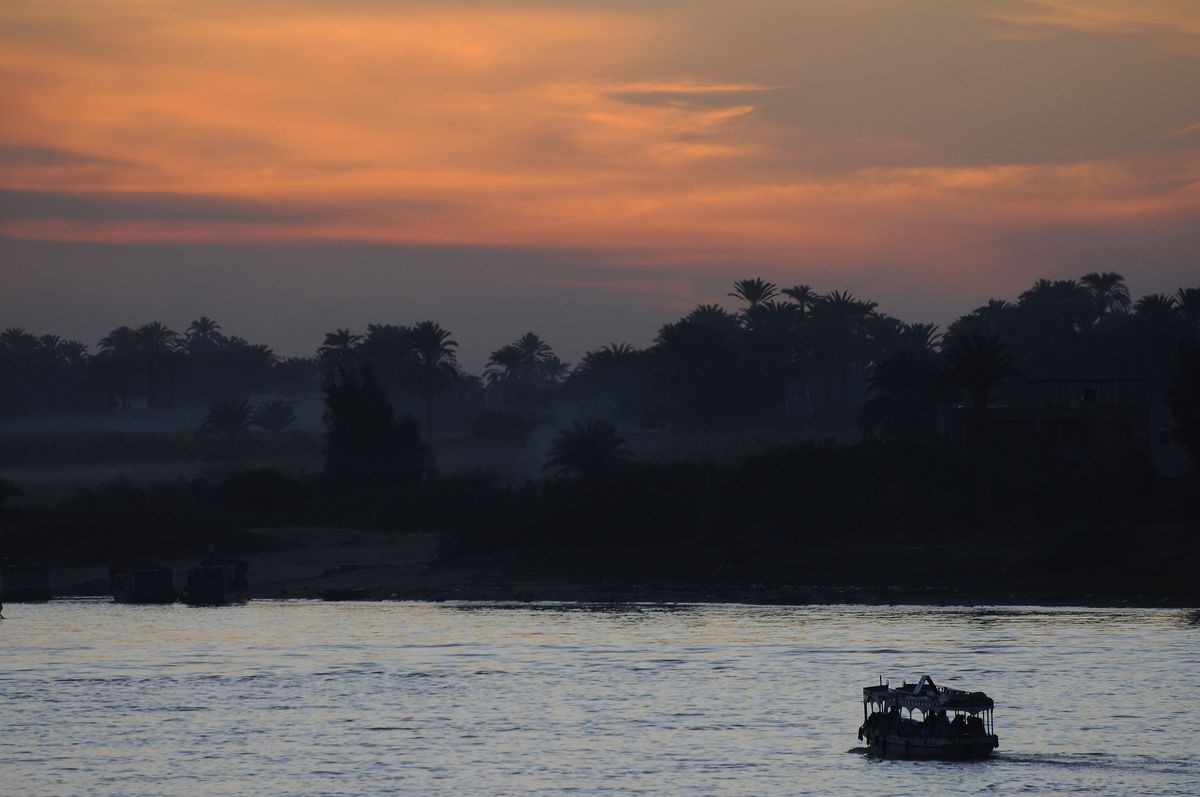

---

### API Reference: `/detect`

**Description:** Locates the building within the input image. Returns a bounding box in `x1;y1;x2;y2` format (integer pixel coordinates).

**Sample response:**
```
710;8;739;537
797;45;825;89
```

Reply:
937;377;1184;474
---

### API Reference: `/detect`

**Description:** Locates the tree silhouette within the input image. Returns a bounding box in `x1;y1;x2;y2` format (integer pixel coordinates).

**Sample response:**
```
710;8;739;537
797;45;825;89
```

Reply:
407;320;458;442
652;304;746;428
354;323;415;393
485;332;564;410
0;328;37;349
782;284;817;314
543;419;632;479
567;343;651;422
1018;279;1092;339
1135;293;1179;322
274;356;321;396
1081;271;1131;318
809;290;877;412
252;399;298;433
186;317;223;349
137;322;180;409
97;326;140;410
857;348;943;441
1177;288;1200;341
323;364;431;486
318;328;362;366
943;330;1016;427
198;397;254;438
901;323;940;353
728;278;778;312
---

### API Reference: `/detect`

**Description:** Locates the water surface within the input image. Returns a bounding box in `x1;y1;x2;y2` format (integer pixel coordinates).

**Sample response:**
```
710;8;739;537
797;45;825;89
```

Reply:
2;601;1198;795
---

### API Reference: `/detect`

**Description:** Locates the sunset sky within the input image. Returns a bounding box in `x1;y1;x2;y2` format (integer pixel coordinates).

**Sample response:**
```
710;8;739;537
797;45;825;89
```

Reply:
2;0;1198;368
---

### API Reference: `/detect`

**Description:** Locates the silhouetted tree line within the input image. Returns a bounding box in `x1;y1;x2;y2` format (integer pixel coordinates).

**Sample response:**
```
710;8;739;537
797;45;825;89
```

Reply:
2;274;1197;445
4;329;1197;586
0;318;317;417
4;433;1194;586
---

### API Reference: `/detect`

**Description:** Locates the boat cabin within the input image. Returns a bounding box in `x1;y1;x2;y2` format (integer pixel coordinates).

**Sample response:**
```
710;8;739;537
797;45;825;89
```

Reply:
859;675;998;759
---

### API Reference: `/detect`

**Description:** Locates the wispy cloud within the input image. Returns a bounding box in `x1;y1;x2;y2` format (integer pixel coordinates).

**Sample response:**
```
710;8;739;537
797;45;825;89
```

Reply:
988;0;1200;36
0;0;1197;304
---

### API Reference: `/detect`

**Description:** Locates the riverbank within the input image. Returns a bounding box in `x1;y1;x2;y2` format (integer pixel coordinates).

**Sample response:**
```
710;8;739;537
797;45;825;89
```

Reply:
34;524;1200;609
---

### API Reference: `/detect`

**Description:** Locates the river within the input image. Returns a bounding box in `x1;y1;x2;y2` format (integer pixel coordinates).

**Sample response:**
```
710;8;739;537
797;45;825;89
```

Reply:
2;601;1197;795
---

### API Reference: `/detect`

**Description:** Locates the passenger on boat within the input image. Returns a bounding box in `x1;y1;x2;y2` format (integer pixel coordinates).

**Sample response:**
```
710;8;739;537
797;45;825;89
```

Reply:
951;713;967;735
967;715;985;735
937;712;952;735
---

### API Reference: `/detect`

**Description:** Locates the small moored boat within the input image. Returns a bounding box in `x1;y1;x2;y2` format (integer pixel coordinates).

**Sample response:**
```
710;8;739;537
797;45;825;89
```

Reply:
859;675;999;759
184;557;249;606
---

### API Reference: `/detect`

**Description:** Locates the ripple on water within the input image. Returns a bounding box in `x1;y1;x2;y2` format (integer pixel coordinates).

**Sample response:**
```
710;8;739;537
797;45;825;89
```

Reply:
1;602;1198;797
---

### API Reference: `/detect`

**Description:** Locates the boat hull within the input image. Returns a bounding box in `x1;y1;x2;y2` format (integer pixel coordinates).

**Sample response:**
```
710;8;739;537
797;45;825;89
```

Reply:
864;731;998;760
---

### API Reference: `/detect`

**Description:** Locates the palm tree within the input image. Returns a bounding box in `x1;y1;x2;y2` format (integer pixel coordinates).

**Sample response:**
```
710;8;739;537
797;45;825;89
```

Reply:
485;344;524;386
137;322;180;409
651;305;745;428
37;334;63;355
685;304;739;327
356;324;416;393
1018;278;1092;335
857;348;943;441
1133;293;1179;325
318;328;362;365
809;290;877;410
186;316;223;345
486;333;562;391
543;419;632;479
406;321;458;441
98;326;140;409
1174;288;1199;340
514;332;555;367
959;300;1015;341
1081;271;1131;318
569;343;648;420
1;328;38;350
56;340;89;367
198;397;254;438
728;278;778;313
578;343;639;372
943;331;1017;427
782;284;817;314
901;323;940;353
486;332;566;411
251;399;298;433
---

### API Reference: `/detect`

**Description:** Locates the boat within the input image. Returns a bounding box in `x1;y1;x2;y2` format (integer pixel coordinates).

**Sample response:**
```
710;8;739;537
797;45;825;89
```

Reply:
184;557;249;606
109;560;176;604
859;675;999;759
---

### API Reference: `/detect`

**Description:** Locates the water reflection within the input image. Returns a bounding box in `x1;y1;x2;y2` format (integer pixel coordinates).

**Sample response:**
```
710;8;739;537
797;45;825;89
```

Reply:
1;602;1197;796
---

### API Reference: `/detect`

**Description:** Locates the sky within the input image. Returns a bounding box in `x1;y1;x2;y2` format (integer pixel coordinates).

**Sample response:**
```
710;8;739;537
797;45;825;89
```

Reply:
1;0;1198;370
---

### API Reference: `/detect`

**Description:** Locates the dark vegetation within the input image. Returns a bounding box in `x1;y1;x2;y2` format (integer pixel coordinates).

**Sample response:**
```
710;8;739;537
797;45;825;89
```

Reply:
1;278;1196;437
2;274;1198;603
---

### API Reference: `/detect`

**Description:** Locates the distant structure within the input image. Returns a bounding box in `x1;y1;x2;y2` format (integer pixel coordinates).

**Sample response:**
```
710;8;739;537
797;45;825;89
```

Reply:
1;565;53;602
185;558;249;605
109;561;176;604
939;377;1189;476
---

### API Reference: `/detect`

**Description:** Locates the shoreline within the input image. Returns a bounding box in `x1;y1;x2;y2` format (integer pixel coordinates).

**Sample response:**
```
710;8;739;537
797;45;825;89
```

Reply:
13;525;1198;611
40;584;1200;610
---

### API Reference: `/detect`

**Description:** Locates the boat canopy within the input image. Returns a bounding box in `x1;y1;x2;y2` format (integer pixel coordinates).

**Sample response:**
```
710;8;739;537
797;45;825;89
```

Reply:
863;675;994;712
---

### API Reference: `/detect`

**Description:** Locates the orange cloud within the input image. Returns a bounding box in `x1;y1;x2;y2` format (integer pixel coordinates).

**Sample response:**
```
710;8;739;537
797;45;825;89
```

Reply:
1;0;1198;294
989;1;1200;35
